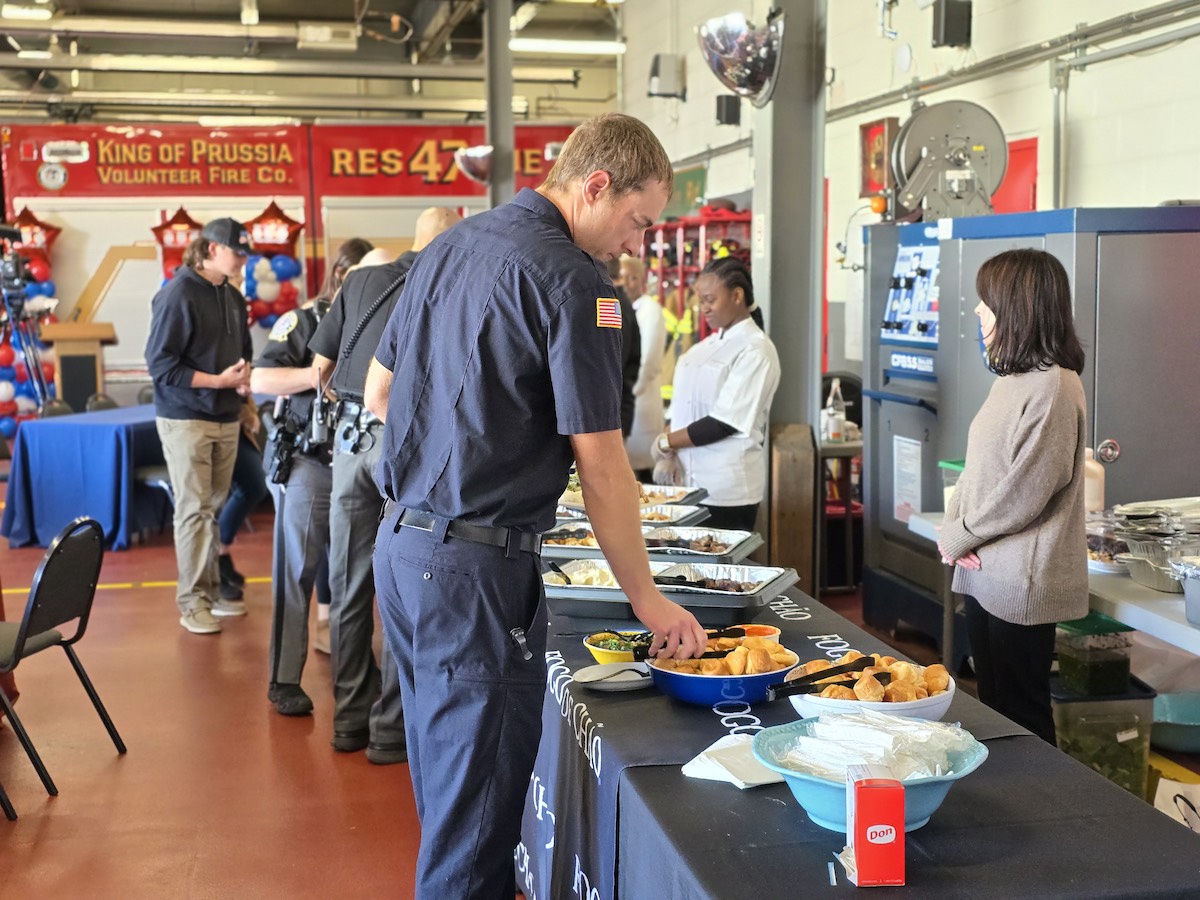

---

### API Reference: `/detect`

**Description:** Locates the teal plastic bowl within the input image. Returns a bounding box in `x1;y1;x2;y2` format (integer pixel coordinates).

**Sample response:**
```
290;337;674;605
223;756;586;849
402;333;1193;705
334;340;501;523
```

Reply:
751;719;989;832
1152;693;1200;753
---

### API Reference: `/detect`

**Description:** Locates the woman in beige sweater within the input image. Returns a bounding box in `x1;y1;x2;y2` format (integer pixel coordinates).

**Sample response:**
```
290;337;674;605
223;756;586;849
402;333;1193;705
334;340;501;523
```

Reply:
937;249;1088;744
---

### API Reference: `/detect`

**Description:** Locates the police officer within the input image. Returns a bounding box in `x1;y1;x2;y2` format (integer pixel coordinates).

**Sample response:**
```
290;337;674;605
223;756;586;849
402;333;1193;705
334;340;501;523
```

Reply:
249;238;373;716
309;209;460;762
368;114;708;899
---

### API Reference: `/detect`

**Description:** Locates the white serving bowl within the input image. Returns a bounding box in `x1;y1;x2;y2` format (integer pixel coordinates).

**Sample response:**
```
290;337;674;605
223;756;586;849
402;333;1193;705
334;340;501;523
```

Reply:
789;676;956;722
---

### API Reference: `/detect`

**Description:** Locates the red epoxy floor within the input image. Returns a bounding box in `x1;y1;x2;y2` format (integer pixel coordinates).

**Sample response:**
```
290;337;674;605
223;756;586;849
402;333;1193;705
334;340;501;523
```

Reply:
0;503;420;898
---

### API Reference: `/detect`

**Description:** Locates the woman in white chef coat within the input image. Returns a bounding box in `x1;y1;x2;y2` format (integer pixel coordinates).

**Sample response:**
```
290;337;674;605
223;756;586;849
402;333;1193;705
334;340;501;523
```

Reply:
651;258;781;531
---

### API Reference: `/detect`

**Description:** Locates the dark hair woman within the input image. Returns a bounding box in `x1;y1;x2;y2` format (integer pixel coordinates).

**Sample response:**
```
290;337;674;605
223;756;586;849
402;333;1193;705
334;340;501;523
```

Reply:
318;237;374;302
937;248;1088;744
651;257;780;531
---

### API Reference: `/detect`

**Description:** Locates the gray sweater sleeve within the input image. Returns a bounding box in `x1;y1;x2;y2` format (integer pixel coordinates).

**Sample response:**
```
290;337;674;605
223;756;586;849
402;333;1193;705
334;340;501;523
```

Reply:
939;372;1079;561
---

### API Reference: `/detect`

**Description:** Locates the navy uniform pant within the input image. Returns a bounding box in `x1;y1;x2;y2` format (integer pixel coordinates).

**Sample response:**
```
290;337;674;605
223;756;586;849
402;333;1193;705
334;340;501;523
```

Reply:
267;452;332;688
328;434;405;743
374;508;547;900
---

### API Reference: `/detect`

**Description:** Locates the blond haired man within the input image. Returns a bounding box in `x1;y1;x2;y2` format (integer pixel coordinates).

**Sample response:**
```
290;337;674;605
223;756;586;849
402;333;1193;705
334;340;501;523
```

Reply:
370;114;706;899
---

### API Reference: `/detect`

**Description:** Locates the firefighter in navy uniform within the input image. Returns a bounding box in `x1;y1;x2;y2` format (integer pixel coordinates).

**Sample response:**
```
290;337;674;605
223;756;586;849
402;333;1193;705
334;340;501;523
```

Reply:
367;115;707;899
309;209;460;762
250;297;335;717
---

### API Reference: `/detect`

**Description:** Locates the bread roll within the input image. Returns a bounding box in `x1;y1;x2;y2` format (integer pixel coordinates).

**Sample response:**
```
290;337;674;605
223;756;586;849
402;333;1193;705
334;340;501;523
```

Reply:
819;684;856;700
700;658;727;676
924;664;951;693
888;661;920;684
884;681;918;703
853;673;886;702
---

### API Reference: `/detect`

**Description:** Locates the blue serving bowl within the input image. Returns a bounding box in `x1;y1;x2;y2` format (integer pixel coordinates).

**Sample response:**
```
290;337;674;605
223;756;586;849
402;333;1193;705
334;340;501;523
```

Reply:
751;718;989;832
647;650;799;706
1152;693;1200;753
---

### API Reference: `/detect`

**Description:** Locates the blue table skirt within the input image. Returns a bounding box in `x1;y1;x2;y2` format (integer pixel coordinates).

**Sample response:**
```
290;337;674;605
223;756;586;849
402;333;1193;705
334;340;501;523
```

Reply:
1;404;168;550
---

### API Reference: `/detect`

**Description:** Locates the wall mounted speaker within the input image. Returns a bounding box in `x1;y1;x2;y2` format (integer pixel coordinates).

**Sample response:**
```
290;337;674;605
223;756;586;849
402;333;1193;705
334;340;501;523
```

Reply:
716;95;741;126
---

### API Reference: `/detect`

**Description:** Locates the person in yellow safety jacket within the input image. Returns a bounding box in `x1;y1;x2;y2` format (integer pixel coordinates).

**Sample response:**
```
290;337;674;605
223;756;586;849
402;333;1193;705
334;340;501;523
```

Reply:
660;291;698;403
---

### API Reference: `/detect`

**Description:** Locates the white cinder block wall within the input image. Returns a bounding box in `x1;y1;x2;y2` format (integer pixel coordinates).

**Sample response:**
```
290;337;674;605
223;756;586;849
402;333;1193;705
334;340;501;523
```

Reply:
623;0;1200;362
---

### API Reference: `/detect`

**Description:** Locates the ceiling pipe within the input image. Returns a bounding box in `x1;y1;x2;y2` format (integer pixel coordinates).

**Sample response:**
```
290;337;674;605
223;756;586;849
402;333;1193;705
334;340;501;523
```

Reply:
0;15;299;42
0;88;533;116
0;53;579;84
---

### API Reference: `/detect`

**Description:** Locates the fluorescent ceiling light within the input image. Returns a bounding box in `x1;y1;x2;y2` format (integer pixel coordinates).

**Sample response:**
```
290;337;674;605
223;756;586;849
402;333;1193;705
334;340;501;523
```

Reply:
240;0;258;27
5;35;21;51
509;37;625;56
2;3;54;20
16;49;53;59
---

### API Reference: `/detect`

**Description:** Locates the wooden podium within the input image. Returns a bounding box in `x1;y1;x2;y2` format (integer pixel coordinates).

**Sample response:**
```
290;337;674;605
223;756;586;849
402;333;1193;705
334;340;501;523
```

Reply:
38;322;118;414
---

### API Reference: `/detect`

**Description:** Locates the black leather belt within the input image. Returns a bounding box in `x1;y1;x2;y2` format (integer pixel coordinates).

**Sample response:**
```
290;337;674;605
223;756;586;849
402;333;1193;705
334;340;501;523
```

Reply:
396;508;542;558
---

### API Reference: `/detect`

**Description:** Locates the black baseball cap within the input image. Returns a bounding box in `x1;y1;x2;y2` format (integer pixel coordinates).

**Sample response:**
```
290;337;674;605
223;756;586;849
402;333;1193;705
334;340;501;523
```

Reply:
201;217;252;254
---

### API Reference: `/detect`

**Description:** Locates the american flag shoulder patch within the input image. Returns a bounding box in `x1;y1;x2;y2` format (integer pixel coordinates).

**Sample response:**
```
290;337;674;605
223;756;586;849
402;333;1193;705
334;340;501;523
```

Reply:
596;297;622;328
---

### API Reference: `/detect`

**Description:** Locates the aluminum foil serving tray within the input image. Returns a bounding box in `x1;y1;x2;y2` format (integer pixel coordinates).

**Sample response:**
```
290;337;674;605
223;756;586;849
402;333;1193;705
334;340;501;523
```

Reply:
542;560;799;626
540;523;762;565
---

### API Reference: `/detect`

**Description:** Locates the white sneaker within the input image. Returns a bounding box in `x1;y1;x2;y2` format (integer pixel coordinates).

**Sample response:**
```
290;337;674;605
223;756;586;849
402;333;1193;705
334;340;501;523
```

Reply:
180;609;222;634
211;597;247;617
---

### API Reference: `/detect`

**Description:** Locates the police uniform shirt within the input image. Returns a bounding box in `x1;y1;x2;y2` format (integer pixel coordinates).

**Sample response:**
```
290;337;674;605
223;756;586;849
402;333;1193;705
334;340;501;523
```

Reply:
254;303;324;428
669;317;781;506
374;188;623;532
308;250;418;401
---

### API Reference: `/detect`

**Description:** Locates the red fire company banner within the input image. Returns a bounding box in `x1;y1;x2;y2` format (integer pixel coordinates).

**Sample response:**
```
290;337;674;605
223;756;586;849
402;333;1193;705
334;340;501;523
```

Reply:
307;123;574;198
1;124;309;208
3;122;575;214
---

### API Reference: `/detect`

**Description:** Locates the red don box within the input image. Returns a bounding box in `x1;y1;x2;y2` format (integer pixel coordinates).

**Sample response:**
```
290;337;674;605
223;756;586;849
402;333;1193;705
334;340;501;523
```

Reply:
845;765;905;887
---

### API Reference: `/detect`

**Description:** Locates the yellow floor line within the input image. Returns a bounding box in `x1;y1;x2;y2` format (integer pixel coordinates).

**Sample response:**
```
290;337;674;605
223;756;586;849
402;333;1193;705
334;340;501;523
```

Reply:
4;576;272;595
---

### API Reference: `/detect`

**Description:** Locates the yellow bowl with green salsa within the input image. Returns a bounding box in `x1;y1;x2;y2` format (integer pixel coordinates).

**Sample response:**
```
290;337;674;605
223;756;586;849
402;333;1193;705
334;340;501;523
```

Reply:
584;630;652;664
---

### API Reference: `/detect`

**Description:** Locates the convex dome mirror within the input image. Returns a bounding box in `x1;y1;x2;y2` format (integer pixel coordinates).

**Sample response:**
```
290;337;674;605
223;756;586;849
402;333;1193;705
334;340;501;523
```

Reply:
696;9;785;109
453;145;493;184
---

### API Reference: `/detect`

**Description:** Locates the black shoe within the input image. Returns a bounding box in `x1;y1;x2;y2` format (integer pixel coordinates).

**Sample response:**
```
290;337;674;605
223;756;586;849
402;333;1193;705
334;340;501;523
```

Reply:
219;578;243;600
268;683;313;717
366;742;408;765
331;729;369;752
219;554;245;587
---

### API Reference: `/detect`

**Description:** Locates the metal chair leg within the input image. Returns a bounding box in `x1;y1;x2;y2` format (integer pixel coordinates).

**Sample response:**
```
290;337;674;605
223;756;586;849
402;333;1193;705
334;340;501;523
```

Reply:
0;688;57;796
0;778;16;820
63;646;127;755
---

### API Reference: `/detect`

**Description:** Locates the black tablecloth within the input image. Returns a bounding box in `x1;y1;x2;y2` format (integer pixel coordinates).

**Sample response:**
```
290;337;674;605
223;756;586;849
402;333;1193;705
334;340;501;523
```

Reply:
518;591;1042;900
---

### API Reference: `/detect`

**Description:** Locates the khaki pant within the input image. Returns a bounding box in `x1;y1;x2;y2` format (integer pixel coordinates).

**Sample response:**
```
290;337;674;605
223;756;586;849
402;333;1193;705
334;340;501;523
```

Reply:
156;417;239;614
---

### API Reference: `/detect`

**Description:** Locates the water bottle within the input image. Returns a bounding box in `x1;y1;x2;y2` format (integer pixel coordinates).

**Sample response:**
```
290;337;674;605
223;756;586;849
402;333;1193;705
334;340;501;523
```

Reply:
825;377;846;443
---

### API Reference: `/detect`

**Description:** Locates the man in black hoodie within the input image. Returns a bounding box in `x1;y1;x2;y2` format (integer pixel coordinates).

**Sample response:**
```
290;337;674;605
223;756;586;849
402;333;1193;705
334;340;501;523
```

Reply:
145;217;254;635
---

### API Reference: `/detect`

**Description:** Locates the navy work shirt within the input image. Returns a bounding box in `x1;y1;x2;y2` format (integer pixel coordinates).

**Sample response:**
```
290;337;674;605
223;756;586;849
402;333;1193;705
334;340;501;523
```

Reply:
309;250;417;403
374;188;624;533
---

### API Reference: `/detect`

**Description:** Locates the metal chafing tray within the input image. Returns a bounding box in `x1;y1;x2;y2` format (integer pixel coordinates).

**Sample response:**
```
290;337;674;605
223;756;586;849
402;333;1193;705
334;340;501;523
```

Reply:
637;484;708;507
540;523;649;560
642;527;763;564
540;523;761;564
543;560;798;627
639;504;710;527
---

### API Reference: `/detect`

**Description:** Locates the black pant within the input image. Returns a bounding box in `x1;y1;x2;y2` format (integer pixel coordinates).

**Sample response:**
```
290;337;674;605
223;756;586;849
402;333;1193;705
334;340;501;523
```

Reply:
702;502;760;532
964;595;1057;745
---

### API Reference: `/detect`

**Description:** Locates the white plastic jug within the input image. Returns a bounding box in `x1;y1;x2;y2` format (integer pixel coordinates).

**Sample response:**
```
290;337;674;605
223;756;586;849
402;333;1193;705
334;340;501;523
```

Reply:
1084;448;1105;513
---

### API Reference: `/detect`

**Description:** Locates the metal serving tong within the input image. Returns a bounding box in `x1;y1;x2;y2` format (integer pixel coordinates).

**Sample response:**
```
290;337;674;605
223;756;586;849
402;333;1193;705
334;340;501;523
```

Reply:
765;656;892;702
630;626;747;661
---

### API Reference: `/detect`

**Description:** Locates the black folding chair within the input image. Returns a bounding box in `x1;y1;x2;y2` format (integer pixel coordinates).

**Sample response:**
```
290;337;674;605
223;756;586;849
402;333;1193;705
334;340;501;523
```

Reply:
0;778;15;820
0;517;127;801
85;393;119;412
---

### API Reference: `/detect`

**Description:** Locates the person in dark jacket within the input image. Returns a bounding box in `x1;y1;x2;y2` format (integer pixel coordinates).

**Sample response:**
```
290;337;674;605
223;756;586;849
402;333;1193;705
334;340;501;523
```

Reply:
145;217;254;635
